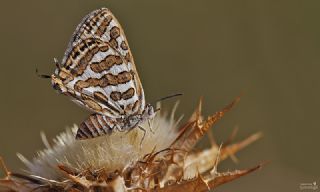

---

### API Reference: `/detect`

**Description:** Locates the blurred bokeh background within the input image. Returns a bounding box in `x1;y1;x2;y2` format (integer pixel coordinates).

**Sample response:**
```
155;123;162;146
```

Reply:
0;0;319;191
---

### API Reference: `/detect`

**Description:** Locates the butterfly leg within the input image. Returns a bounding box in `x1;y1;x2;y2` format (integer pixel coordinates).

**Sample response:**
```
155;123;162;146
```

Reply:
137;125;146;147
147;119;155;134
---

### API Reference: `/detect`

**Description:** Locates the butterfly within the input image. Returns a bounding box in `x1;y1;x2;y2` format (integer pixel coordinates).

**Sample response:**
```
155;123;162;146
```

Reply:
50;8;155;140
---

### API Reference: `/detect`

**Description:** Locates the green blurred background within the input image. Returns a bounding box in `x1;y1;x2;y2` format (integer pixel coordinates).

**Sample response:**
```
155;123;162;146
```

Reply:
0;0;319;191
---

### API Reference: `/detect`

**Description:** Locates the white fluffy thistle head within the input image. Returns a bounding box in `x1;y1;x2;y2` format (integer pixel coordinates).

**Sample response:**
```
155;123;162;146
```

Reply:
18;103;181;180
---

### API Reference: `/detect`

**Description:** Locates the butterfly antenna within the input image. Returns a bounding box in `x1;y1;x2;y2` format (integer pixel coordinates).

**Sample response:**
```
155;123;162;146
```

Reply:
35;68;51;79
152;93;182;114
154;93;183;104
154;108;161;112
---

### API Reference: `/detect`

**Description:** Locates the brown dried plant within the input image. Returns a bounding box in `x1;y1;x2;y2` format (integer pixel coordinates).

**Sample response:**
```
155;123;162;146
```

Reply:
0;97;263;192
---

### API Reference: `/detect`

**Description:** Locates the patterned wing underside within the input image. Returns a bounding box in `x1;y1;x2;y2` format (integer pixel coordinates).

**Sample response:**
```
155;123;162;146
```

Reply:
59;8;145;118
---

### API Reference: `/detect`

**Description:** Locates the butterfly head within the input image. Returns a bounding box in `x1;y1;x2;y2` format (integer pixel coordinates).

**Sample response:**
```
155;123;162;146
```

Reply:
142;103;155;120
120;104;155;131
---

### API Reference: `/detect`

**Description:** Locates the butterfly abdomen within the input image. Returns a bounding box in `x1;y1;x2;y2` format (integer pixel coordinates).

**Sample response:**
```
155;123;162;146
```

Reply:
76;114;113;140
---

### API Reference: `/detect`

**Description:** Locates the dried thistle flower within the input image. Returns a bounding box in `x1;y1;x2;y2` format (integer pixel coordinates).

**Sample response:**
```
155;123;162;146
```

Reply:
0;98;263;192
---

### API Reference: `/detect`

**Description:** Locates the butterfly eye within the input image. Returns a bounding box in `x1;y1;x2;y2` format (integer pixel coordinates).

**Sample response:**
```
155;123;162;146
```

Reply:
146;104;154;115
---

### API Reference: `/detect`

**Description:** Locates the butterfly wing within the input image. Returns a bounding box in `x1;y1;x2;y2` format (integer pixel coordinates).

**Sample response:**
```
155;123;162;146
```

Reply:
53;8;146;119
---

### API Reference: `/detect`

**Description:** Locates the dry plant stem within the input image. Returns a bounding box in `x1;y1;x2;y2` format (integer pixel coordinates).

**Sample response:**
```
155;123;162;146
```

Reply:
156;164;263;192
221;132;263;161
171;97;240;151
0;158;9;176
